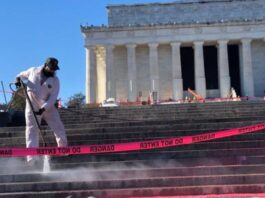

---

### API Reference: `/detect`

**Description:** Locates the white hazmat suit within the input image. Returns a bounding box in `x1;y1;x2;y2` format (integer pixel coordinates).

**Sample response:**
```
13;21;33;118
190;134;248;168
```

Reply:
16;65;68;162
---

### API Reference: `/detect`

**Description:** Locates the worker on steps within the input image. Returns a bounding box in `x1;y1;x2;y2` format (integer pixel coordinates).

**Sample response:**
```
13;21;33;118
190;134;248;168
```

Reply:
15;57;68;165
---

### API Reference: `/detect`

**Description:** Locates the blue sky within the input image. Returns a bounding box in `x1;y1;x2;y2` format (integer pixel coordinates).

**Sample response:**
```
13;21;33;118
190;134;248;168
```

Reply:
0;0;171;105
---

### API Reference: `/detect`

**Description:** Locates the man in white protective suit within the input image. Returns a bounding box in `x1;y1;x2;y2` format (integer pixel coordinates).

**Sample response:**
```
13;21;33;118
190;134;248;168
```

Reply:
15;57;68;164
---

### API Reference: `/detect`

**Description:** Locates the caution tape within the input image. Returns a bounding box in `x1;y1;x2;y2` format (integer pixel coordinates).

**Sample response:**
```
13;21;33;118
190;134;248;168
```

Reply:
0;122;265;157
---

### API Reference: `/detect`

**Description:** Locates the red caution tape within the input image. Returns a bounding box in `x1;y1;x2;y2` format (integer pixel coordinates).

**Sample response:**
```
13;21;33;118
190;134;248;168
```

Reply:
1;122;265;157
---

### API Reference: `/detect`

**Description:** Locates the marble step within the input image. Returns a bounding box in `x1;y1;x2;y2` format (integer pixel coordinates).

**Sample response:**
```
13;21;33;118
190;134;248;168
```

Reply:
2;163;265;183
1;183;265;198
0;117;263;139
1;119;264;147
0;173;265;197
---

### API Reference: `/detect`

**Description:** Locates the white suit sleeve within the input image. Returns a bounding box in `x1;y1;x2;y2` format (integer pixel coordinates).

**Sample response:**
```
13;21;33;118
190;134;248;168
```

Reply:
41;77;60;110
16;67;34;80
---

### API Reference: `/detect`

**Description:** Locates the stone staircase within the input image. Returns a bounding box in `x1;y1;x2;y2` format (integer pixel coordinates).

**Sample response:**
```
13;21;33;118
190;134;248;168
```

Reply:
0;100;265;197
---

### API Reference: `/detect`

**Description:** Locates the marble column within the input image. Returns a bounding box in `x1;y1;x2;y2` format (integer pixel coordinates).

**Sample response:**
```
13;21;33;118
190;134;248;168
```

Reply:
218;40;231;98
240;39;254;96
149;43;159;95
193;41;206;98
126;44;137;102
85;46;96;104
171;42;183;100
106;45;115;99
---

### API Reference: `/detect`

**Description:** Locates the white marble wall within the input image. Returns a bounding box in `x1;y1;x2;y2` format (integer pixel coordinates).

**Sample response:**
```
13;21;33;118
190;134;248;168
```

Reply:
113;46;127;100
136;45;150;100
158;44;172;100
83;21;265;103
85;39;265;103
252;40;265;96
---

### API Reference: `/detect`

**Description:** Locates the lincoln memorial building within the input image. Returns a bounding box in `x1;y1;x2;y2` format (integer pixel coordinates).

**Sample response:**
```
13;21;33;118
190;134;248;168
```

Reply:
81;0;265;104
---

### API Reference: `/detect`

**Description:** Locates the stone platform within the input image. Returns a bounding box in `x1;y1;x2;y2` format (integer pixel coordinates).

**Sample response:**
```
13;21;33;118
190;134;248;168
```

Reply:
0;101;265;197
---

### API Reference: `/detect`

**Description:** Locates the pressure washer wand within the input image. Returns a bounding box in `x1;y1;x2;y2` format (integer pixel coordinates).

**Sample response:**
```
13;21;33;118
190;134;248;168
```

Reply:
20;81;46;147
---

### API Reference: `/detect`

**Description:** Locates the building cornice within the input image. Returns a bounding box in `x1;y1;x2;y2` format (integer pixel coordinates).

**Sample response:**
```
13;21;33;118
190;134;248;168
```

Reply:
81;20;265;34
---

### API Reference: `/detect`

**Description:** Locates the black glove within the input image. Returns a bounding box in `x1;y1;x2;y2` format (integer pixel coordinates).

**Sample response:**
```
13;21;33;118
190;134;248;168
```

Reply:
15;77;21;88
35;108;45;115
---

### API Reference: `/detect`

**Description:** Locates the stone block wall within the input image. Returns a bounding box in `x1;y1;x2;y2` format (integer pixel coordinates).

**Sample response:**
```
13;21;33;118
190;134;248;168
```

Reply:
107;0;265;27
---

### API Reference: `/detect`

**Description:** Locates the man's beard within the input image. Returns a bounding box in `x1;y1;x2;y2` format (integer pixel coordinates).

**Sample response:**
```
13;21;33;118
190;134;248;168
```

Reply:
43;70;55;77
